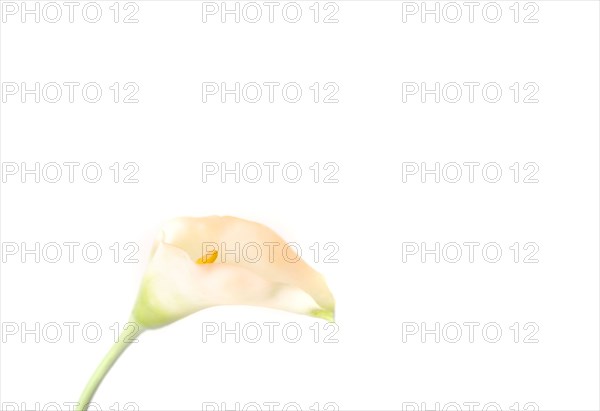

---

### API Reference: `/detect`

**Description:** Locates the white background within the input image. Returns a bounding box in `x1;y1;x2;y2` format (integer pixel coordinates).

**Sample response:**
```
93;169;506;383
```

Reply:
1;1;599;410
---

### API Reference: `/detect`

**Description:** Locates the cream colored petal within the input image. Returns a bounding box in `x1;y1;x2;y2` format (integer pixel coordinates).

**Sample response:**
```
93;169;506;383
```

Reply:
161;216;335;312
132;216;335;328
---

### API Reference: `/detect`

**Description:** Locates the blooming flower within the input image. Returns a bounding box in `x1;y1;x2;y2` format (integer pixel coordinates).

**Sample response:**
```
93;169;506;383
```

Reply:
77;216;335;410
132;216;336;327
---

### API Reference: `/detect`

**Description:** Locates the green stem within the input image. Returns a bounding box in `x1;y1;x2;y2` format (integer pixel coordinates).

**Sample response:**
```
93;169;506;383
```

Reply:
76;320;145;411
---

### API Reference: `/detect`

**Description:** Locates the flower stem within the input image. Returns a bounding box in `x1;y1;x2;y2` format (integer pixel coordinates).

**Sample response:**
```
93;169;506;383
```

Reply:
76;321;145;411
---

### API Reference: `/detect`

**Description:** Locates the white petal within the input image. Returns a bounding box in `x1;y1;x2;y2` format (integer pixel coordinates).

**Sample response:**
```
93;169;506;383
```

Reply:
132;216;335;328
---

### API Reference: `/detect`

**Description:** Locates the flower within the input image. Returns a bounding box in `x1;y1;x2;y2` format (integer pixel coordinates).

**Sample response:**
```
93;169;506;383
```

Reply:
76;216;336;411
130;216;336;328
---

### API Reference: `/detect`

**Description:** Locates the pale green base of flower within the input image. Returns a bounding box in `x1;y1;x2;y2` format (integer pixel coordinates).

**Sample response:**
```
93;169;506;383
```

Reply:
310;308;335;322
76;320;145;411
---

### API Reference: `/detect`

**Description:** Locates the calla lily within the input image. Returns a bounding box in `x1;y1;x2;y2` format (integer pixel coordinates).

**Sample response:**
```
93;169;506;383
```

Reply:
76;216;335;411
